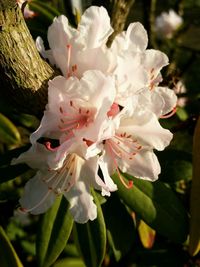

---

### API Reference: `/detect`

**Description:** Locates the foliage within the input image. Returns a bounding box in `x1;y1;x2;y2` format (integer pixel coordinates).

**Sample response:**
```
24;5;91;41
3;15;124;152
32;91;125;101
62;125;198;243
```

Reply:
0;0;200;266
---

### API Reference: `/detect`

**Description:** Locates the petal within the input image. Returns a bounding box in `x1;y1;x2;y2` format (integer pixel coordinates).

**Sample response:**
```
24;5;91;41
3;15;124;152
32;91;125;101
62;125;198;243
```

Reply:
77;6;113;48
142;49;169;78
118;149;161;181
114;51;149;104
35;37;55;65
154;87;177;116
76;47;116;78
11;143;50;170
111;22;148;52
19;173;55;214
64;180;97;223
119;110;173;151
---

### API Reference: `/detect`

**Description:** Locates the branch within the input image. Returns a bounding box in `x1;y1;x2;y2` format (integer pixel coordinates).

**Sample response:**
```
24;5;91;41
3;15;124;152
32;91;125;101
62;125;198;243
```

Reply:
106;0;135;47
0;0;58;116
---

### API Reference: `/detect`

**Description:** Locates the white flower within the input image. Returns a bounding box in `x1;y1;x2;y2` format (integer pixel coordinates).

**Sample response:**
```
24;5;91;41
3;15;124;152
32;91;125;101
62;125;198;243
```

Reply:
155;9;183;39
87;103;173;186
36;6;115;78
12;70;118;223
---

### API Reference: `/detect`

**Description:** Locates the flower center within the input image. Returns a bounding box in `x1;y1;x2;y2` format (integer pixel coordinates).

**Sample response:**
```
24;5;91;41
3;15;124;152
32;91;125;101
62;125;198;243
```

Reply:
58;100;94;140
105;132;142;189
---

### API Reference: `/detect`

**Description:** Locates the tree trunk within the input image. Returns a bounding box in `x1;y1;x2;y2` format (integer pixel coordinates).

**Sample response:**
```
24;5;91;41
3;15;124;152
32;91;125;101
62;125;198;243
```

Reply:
0;0;57;116
106;0;135;47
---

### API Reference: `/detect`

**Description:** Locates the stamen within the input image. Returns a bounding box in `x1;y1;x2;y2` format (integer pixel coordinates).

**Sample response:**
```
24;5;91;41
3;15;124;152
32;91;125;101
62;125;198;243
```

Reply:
66;44;72;78
107;141;133;189
160;107;177;119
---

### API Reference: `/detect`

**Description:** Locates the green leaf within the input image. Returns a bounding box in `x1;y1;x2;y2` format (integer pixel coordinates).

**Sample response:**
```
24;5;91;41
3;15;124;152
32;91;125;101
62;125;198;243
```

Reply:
53;258;85;267
74;190;106;267
0;113;21;145
189;116;200;256
157;149;192;182
0;226;23;267
103;193;136;261
0;164;30;184
30;1;59;22
36;196;74;267
112;174;189;243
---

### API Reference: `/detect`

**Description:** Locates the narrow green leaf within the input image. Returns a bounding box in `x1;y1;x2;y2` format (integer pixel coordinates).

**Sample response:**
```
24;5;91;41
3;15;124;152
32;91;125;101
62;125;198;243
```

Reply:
0;113;21;145
189;116;200;256
112;174;189;243
32;0;61;16
53;258;85;267
74;190;106;267
157;149;192;182
0;226;23;267
36;196;74;267
30;2;58;22
103;193;136;261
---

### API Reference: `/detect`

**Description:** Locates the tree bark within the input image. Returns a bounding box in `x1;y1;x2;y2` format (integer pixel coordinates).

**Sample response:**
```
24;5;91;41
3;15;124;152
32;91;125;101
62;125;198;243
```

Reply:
0;0;57;116
106;0;135;47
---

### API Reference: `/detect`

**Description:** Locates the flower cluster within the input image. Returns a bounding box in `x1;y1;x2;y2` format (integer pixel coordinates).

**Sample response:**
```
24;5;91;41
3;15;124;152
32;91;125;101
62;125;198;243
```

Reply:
13;6;177;223
155;9;183;39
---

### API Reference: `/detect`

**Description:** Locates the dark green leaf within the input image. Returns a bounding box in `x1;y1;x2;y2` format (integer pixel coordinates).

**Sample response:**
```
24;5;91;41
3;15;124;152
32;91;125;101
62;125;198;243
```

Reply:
0;113;21;145
0;164;30;184
74;190;106;267
36;196;74;267
0;145;30;167
0;226;23;267
157;149;192;182
53;258;85;267
103;193;136;261
112;174;189;243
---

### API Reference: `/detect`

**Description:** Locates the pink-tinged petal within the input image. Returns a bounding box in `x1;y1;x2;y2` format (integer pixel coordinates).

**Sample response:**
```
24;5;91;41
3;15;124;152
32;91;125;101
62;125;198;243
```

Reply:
77;6;113;48
76;47;116;78
11;144;50;170
19;174;55;215
98;154;118;196
48;15;76;49
111;22;148;52
119;110;173;151
118;150;161;181
64;181;97;223
154;87;177;116
35;37;55;65
142;49;169;79
114;52;149;105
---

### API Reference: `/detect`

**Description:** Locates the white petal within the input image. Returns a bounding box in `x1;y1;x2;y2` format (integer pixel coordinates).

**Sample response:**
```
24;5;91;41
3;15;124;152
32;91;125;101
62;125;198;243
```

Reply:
154;87;177;116
118;149;161;181
11;143;50;170
111;22;148;52
19;173;55;214
142;49;169;78
77;6;113;48
64;181;97;223
119;110;173;151
35;37;55;65
98;154;118;196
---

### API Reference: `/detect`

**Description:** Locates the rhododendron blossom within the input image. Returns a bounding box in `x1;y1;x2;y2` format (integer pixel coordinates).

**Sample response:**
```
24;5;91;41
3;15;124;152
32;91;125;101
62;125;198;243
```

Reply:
13;5;178;223
155;9;183;39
